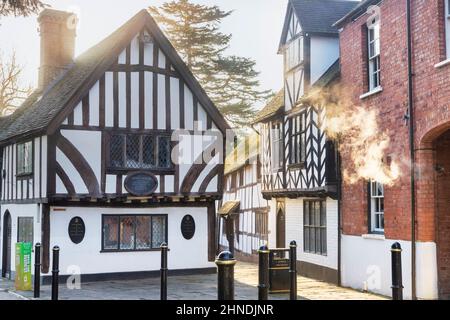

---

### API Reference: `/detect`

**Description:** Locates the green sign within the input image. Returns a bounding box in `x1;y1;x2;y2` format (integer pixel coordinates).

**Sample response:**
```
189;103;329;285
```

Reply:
15;242;32;291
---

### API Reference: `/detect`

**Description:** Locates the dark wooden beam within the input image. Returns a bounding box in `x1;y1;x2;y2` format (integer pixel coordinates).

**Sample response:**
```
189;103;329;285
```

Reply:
41;204;50;273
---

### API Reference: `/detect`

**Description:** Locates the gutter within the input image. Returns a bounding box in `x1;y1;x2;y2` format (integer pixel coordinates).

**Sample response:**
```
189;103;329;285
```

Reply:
406;0;417;300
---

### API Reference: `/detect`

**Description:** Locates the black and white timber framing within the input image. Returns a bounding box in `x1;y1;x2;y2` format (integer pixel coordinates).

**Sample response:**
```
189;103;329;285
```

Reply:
0;9;229;279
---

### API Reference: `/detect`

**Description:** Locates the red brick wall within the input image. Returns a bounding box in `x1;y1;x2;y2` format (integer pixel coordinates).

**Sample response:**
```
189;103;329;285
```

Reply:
339;0;450;242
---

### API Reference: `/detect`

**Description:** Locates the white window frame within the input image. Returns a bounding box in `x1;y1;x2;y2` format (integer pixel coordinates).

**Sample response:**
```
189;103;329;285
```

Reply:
285;36;303;72
367;18;381;91
17;141;33;176
370;180;385;234
271;122;283;171
445;0;450;59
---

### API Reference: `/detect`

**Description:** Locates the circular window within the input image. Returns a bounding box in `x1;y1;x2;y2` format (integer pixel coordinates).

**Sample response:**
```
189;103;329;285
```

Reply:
68;217;85;244
181;215;195;240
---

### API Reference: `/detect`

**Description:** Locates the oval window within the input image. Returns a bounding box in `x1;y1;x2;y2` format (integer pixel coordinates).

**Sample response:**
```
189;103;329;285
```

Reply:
181;215;195;240
68;217;85;244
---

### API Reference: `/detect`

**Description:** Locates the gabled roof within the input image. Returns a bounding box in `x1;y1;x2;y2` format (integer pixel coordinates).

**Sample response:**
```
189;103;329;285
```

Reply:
334;0;381;28
252;90;284;124
0;10;230;144
279;0;359;52
253;59;340;125
224;133;259;175
218;200;240;216
313;59;340;88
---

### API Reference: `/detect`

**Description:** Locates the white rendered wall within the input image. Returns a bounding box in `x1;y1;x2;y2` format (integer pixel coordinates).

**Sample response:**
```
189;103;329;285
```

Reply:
284;197;338;270
341;235;438;300
49;206;213;276
267;198;277;248
310;36;339;84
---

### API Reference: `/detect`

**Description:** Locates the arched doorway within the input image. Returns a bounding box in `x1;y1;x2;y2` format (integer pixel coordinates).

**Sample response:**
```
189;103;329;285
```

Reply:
1;210;12;279
276;205;286;248
434;129;450;299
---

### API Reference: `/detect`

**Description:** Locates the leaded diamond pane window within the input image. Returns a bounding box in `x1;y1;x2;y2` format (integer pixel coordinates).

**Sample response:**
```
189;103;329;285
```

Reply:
102;215;167;251
126;135;140;169
108;133;172;171
152;216;166;248
110;135;124;168
158;137;171;168
136;216;152;249
142;136;155;168
103;216;119;250
119;216;135;250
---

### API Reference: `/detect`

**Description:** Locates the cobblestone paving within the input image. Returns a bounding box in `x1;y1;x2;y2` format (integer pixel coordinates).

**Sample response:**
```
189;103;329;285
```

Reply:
2;263;386;300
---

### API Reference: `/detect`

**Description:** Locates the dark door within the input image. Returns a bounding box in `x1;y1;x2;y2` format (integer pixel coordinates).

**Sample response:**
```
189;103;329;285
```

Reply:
276;208;286;248
2;211;12;278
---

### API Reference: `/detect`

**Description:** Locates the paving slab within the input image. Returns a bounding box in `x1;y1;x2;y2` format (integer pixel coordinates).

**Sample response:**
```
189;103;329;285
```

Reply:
2;263;387;300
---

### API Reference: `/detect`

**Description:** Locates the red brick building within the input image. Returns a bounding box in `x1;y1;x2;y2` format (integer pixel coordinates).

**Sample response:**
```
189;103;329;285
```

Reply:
336;0;450;299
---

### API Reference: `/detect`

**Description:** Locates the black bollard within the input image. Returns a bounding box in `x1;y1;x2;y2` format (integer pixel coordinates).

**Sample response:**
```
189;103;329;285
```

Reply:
215;251;236;300
51;246;60;301
160;243;168;300
391;242;403;300
258;245;270;300
34;243;41;298
289;241;297;300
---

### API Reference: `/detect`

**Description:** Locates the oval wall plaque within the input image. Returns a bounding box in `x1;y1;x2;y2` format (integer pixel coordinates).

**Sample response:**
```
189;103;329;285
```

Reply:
68;217;85;244
181;215;196;240
124;172;158;196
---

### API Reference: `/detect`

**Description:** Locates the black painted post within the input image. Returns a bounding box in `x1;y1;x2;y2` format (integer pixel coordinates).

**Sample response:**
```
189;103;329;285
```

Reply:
215;251;236;300
160;243;168;300
34;243;41;298
289;241;297;300
51;246;60;301
258;245;270;300
391;242;403;300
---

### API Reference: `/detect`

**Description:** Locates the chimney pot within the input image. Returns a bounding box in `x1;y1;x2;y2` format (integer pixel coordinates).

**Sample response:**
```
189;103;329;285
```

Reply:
38;9;78;90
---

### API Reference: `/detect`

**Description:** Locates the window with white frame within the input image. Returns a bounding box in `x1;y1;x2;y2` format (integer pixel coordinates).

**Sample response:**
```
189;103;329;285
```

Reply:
17;141;33;176
445;0;450;59
271;122;283;171
369;180;385;233
367;18;381;90
285;36;304;71
304;200;327;255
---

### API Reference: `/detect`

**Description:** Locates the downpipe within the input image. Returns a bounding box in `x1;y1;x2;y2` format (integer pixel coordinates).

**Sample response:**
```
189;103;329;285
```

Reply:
406;0;417;300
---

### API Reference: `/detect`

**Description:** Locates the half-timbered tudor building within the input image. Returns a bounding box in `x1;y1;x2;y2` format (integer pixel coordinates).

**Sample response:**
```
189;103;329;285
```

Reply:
218;134;270;263
0;9;229;281
254;0;358;284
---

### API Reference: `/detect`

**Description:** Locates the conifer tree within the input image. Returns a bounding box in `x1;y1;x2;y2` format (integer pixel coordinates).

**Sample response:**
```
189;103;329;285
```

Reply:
149;0;271;128
0;0;46;17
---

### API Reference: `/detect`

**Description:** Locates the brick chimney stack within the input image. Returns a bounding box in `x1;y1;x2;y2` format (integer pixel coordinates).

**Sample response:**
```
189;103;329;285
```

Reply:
38;9;78;90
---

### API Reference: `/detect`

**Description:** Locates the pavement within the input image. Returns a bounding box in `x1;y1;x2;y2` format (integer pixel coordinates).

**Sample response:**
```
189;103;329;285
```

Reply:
0;263;386;300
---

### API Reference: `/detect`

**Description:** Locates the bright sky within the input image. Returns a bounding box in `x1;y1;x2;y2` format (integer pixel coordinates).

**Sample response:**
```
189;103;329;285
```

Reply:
0;0;287;109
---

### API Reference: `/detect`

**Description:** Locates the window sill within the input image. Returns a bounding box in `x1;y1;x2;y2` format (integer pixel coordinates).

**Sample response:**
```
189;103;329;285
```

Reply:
304;251;328;257
288;163;306;170
359;87;383;100
435;58;450;69
16;173;33;180
106;168;175;175
100;249;162;253
362;233;385;241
